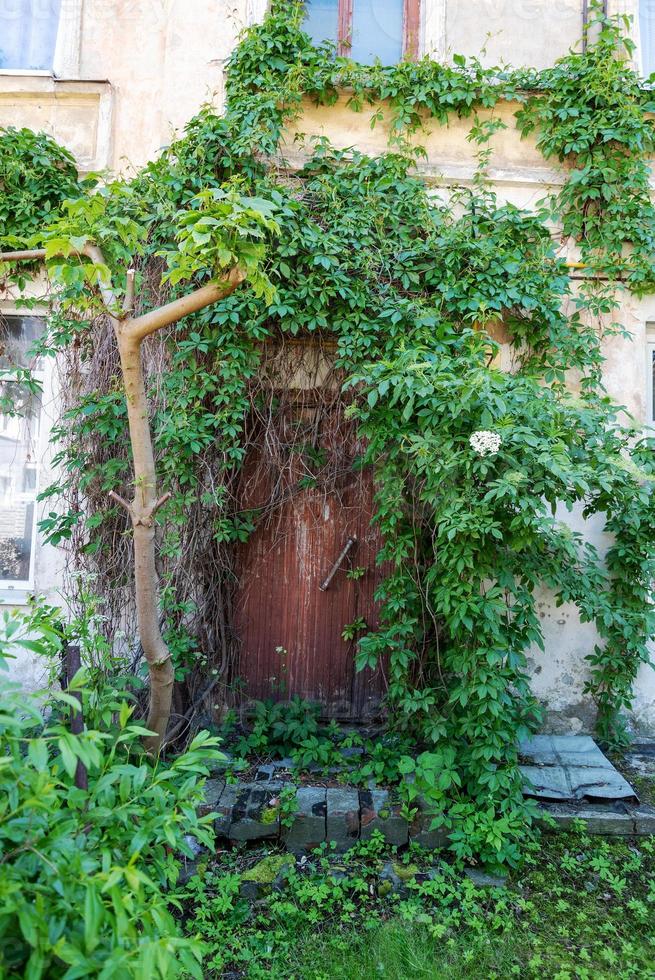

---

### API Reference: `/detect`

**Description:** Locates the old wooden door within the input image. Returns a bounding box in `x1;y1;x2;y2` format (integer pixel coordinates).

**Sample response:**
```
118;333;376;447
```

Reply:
234;361;388;719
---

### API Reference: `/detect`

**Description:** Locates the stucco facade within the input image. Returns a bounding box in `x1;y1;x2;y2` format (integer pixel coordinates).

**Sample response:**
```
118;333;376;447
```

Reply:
2;0;655;731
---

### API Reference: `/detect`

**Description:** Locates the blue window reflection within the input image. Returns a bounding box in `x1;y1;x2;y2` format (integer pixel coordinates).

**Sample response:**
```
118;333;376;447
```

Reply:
304;0;339;49
0;0;62;71
350;0;403;64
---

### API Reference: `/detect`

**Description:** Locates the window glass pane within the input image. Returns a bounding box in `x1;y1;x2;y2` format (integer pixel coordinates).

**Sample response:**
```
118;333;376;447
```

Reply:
0;316;44;586
0;0;62;71
350;0;403;64
304;0;339;48
641;0;655;77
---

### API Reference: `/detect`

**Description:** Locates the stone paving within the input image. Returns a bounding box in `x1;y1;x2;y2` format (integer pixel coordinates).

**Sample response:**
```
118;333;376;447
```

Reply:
201;736;655;853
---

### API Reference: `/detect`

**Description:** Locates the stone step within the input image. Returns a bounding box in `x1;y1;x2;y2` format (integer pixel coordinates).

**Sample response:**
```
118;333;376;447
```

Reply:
201;736;652;853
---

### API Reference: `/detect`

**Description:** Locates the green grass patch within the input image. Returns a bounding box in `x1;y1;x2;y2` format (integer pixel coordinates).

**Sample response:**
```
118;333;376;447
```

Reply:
181;824;655;979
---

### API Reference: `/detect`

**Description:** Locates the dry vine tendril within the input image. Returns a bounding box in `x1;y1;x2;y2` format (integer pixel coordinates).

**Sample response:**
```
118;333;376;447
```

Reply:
1;0;655;867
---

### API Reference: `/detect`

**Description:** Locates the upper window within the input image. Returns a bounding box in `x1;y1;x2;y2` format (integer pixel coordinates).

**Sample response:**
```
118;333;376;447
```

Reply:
0;316;45;591
304;0;419;64
641;0;655;77
0;0;61;71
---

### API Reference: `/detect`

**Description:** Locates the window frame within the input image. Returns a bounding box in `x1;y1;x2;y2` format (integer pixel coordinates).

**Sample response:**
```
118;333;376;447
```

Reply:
0;315;47;597
647;328;655;430
0;0;84;78
332;0;421;60
640;0;655;79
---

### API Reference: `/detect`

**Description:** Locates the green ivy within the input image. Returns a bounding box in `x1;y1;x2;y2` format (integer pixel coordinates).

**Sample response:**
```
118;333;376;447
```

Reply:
0;126;83;244
1;0;655;869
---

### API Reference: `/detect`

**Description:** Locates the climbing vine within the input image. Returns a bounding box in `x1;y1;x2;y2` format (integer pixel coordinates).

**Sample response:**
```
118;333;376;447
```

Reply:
2;1;655;865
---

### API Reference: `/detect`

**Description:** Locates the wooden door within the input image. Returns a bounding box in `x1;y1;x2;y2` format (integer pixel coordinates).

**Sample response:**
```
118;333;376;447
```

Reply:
234;393;388;720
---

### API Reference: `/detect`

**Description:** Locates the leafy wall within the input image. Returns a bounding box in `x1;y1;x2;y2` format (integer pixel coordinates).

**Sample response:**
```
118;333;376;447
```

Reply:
2;1;655;866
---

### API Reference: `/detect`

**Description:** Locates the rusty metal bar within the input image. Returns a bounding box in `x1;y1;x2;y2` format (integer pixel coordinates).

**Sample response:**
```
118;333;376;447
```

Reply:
319;536;357;591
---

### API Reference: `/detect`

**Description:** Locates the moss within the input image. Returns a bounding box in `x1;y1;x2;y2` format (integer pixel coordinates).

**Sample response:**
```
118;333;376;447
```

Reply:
260;806;279;825
391;861;419;882
241;854;294;884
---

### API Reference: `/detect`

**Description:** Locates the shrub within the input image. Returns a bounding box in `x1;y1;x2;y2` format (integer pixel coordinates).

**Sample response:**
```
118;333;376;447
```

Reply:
0;609;223;979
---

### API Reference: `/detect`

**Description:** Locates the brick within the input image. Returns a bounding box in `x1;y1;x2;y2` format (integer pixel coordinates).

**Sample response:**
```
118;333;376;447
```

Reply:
409;805;448;850
574;807;635;835
282;786;327;853
215;782;238;837
326;787;360;850
229;783;284;841
536;803;580;832
634;806;655;835
360;789;408;847
199;778;224;817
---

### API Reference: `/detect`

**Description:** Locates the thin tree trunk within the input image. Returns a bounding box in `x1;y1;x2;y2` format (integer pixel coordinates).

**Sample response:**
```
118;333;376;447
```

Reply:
1;246;246;754
113;321;174;753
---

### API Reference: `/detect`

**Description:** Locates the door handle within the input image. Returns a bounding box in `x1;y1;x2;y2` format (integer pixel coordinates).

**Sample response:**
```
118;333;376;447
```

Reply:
319;536;357;591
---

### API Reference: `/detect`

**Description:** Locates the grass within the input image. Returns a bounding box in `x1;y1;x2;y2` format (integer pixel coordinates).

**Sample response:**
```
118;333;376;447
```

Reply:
181;820;655;979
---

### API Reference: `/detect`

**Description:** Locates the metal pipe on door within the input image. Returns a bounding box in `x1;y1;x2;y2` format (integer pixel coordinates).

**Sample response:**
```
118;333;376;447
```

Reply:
319;536;357;591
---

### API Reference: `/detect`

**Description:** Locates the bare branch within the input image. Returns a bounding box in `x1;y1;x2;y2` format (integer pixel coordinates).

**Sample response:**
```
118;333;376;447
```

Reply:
123;269;136;314
0;249;47;261
82;243;119;311
151;491;172;516
108;490;132;513
127;267;246;342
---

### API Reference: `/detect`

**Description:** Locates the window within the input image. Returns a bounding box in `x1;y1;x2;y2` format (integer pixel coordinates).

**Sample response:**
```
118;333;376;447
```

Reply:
304;0;420;64
641;0;655;77
0;316;45;590
646;327;655;429
0;0;62;71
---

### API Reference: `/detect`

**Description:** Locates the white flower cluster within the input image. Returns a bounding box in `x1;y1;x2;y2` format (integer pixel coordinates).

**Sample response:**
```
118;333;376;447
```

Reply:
469;430;502;457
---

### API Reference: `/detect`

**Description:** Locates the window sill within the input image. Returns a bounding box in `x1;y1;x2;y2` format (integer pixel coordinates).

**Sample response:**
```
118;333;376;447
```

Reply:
0;74;113;172
0;588;35;606
0;68;53;76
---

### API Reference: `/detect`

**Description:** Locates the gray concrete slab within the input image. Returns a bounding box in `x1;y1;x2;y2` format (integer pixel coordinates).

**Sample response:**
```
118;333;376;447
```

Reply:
520;735;637;803
567;765;636;801
521;765;571;801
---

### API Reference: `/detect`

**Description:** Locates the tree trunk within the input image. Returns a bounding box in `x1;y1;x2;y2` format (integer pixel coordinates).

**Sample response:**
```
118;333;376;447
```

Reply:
115;320;174;753
0;247;246;754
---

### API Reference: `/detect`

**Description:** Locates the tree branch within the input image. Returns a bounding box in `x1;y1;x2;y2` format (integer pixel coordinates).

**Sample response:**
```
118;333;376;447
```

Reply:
0;243;120;311
0;249;47;261
108;489;132;513
82;243;119;311
123;269;136;314
126;267;246;341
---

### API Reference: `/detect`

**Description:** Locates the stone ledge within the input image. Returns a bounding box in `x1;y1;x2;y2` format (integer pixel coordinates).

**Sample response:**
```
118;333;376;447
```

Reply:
204;780;655;853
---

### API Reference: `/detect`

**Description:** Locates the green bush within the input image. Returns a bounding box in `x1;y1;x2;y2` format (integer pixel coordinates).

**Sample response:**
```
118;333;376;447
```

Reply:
0;609;223;979
0;127;82;244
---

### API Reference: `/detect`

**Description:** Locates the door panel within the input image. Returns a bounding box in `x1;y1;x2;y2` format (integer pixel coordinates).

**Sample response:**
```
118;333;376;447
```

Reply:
234;398;388;719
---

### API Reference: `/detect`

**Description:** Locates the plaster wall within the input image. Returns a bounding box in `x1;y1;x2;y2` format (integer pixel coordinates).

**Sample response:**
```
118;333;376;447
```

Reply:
1;0;655;732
